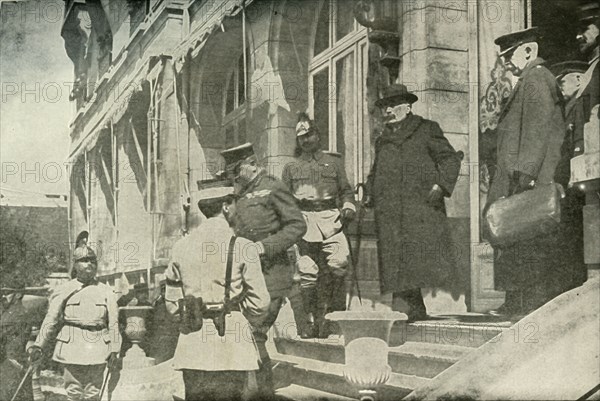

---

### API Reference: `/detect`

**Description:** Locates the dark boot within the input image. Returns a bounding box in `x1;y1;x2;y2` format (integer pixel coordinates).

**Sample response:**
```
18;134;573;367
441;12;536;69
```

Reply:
490;289;523;316
393;288;427;321
254;358;275;400
300;286;319;339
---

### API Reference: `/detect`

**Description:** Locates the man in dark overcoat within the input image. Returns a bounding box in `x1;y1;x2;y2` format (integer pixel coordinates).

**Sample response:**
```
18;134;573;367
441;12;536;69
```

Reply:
365;84;462;321
485;27;567;315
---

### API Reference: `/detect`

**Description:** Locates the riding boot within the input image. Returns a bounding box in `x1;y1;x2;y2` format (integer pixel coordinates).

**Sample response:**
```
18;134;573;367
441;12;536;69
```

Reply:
300;286;319;338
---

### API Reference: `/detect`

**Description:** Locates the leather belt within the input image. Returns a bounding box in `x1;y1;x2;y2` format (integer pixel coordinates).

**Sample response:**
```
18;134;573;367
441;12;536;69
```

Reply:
64;322;106;331
298;198;337;212
203;304;240;319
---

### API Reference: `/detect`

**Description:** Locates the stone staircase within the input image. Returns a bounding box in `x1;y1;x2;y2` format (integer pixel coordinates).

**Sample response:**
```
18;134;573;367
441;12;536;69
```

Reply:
271;316;512;400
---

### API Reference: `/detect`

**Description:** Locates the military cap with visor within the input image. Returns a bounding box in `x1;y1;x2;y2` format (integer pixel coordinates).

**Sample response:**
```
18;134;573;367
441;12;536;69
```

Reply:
495;27;541;57
576;2;599;27
551;60;588;79
220;142;256;173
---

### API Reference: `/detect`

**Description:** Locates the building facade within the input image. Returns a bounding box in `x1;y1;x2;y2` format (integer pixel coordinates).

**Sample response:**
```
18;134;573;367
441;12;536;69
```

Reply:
64;0;592;311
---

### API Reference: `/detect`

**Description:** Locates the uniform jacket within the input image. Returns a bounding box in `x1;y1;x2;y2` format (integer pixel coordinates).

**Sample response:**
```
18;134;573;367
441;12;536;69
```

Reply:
235;171;307;297
34;279;121;365
576;56;599;123
554;96;586;187
165;217;270;371
365;113;461;294
486;57;566;206
282;150;355;242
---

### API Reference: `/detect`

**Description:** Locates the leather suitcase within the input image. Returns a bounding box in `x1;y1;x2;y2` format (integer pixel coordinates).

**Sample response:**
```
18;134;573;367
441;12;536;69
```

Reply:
484;183;564;247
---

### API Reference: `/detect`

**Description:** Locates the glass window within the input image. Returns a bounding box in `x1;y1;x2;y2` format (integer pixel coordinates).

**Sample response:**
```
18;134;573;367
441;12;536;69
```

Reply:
238;53;246;106
314;0;330;56
335;53;355;181
335;0;354;42
225;70;235;114
223;51;249;147
313;67;330;150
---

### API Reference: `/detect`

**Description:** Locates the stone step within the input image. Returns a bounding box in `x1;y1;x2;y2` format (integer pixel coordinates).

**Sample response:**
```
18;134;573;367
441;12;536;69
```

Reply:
275;337;472;378
276;384;357;401
272;352;430;401
389;319;511;348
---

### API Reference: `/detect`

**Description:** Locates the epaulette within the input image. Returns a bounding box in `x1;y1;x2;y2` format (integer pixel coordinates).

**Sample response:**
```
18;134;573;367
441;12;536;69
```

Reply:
323;151;342;157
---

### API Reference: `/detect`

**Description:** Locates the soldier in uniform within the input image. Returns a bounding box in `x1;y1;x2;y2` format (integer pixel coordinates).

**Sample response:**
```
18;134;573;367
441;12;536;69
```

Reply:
220;142;306;398
486;27;566;315
1;286;47;401
164;179;270;401
282;113;356;338
552;61;588;186
28;246;121;401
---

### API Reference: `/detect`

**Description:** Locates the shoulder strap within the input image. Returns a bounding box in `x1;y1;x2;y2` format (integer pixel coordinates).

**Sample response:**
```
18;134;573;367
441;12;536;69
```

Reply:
224;235;237;304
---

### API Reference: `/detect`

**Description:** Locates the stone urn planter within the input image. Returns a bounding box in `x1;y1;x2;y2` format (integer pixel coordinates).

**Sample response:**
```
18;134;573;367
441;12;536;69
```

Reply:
120;306;156;370
326;311;407;401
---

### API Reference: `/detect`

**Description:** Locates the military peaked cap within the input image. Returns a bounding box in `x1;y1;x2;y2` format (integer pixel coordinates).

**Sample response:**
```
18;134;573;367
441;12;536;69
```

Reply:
495;27;540;57
551;61;588;79
577;2;599;26
220;142;255;170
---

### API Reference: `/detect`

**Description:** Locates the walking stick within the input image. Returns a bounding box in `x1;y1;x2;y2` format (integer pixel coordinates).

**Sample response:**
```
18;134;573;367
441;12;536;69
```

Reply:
10;364;34;401
345;183;366;309
98;362;112;401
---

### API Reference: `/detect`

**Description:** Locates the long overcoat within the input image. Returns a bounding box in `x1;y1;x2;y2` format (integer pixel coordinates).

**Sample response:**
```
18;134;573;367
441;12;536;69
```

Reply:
485;58;572;295
366;113;461;294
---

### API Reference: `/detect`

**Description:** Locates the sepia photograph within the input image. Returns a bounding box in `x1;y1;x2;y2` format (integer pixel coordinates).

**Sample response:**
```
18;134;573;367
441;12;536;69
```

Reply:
1;0;598;400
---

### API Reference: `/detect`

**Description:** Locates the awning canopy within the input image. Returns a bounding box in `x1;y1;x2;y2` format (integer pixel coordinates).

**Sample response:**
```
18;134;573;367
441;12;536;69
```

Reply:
173;0;251;71
68;56;161;162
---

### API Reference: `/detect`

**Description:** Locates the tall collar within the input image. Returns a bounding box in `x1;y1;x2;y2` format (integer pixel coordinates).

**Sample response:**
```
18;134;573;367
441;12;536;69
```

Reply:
299;149;325;162
239;171;264;194
518;57;546;80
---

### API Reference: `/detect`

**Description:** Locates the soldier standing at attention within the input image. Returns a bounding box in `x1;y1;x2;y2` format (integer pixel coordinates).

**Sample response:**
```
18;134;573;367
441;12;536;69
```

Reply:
27;246;121;401
282;113;356;338
220;142;306;399
164;179;270;401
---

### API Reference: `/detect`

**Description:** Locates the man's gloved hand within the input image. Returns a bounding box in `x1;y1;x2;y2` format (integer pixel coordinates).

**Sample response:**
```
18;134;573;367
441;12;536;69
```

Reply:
107;352;119;370
341;208;356;223
427;184;445;205
363;195;374;209
27;346;43;364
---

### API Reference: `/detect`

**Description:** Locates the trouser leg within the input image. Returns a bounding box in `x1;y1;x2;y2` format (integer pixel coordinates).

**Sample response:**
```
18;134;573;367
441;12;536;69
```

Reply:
251;297;284;399
63;364;105;401
318;232;350;336
297;241;321;338
392;288;426;320
183;370;246;401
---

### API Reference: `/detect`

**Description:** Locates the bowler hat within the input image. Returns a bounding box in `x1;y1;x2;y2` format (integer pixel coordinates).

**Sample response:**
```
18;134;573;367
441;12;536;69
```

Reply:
495;27;540;57
551;61;588;79
220;142;255;171
73;246;97;262
375;84;418;108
